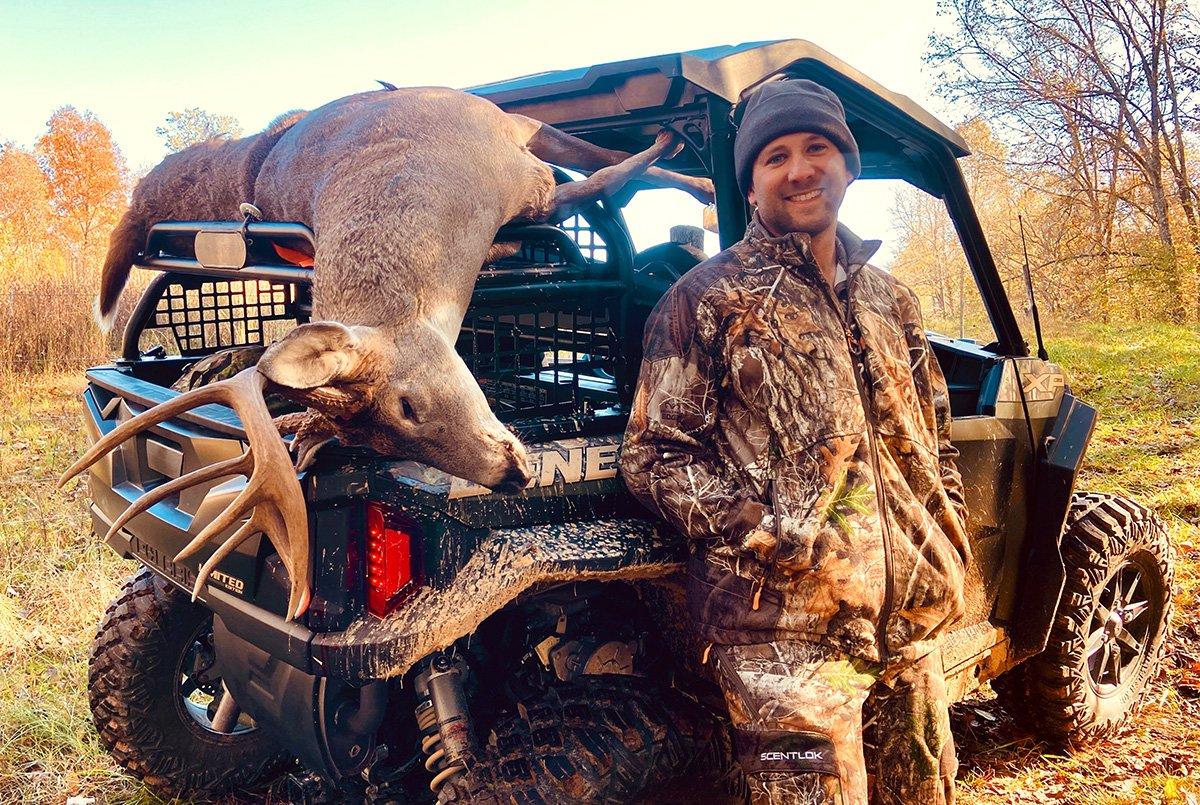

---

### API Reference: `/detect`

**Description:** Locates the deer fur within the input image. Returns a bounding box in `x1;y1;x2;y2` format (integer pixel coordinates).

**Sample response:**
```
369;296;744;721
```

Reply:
95;86;709;492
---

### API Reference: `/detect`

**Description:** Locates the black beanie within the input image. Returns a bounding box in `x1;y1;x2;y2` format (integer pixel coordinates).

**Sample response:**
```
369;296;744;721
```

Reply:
734;79;861;196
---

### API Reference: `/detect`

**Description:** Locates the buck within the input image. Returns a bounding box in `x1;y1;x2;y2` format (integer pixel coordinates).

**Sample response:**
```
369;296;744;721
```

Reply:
61;85;713;622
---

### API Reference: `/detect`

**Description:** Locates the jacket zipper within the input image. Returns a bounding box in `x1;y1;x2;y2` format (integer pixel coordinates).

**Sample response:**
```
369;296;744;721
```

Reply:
813;267;895;665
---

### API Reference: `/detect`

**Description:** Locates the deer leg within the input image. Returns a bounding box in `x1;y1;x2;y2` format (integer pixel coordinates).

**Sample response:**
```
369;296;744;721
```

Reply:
518;117;714;204
483;241;522;264
544;130;684;222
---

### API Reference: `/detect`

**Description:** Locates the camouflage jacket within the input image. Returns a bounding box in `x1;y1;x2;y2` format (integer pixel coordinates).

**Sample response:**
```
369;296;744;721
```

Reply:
620;216;970;666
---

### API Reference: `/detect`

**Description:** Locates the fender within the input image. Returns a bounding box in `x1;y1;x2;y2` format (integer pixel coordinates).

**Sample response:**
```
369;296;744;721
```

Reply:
1009;392;1097;658
310;517;685;682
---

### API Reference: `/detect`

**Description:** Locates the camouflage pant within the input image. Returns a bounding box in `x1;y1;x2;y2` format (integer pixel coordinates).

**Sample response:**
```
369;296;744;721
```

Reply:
711;641;956;805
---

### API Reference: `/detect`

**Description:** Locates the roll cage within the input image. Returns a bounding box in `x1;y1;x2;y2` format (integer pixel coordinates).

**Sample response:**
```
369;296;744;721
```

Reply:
471;38;1028;357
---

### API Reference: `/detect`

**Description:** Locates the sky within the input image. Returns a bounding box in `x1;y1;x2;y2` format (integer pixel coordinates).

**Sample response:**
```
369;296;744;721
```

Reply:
0;0;959;262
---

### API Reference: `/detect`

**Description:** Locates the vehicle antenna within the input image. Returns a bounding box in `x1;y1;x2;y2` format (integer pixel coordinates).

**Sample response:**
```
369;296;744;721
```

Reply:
1018;215;1048;361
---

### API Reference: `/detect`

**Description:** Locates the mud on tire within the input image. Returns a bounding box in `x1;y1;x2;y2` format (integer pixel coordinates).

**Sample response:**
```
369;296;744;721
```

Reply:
88;567;291;800
999;493;1173;745
438;676;735;804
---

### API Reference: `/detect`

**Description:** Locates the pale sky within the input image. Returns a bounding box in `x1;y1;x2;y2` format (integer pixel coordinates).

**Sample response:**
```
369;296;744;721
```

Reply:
0;0;959;263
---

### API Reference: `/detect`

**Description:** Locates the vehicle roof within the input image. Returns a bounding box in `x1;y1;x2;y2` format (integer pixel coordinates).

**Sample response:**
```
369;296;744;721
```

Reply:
470;39;969;159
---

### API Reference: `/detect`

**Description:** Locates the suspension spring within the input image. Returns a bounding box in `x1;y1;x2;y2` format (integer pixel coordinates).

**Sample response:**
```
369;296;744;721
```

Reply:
413;652;474;793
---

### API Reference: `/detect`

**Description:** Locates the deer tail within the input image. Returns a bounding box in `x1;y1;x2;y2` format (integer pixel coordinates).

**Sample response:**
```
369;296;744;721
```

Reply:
95;212;144;332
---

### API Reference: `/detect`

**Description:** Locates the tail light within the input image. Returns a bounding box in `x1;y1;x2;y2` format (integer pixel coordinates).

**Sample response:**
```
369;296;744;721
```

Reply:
365;502;421;618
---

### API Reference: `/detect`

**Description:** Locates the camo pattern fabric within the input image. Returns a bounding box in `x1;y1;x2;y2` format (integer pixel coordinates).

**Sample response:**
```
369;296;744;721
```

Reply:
171;345;294;416
713;641;954;805
620;214;970;666
171;345;267;392
863;651;957;804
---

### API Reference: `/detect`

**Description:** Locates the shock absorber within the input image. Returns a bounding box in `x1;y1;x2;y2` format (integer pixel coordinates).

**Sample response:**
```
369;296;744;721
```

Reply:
413;651;475;793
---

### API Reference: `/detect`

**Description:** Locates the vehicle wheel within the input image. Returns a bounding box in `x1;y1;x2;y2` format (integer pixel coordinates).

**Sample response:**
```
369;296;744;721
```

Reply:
88;567;292;800
437;676;736;804
1000;492;1173;745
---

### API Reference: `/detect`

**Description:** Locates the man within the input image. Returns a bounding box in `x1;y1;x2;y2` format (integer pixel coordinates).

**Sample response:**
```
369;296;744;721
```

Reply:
620;79;970;804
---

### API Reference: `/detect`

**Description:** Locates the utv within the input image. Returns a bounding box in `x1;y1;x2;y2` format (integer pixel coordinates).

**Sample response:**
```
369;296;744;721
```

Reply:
76;40;1173;802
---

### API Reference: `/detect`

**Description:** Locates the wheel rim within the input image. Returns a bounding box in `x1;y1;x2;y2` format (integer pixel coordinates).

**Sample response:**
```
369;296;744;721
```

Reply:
1084;553;1165;697
175;619;257;736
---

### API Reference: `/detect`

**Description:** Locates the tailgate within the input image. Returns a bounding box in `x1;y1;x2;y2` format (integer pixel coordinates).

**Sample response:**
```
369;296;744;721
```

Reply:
82;367;272;605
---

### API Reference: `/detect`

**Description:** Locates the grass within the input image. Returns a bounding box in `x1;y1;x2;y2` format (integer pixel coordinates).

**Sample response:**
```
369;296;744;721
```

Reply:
0;372;145;803
953;322;1200;805
0;323;1197;803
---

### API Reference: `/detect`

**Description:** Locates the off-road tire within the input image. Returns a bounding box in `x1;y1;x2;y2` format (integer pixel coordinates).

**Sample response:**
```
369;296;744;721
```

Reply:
999;492;1173;745
437;676;736;804
88;567;291;800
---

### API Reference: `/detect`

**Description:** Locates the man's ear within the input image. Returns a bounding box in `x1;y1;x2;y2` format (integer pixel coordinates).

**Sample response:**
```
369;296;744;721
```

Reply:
747;187;757;206
258;321;368;389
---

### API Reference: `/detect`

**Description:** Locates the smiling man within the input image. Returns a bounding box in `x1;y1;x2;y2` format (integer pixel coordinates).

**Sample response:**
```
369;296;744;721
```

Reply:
621;79;970;804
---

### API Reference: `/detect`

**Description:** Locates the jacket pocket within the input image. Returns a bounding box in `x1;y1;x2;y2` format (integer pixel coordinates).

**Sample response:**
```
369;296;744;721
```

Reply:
686;557;784;644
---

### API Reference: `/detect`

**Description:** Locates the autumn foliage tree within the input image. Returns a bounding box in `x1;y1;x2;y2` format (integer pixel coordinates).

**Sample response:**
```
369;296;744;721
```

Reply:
0;108;129;372
891;119;1018;339
0;143;62;273
35;106;128;271
927;0;1200;322
156;107;242;153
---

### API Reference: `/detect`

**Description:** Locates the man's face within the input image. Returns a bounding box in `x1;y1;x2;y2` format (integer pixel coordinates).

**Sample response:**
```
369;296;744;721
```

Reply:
747;132;852;240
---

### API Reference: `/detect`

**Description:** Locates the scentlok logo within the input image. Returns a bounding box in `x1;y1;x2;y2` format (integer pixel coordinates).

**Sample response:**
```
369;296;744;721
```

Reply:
761;750;826;762
745;734;837;774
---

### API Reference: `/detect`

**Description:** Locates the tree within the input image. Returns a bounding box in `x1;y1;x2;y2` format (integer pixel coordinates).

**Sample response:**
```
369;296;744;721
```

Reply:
0;142;61;271
928;0;1200;319
156;107;242;153
891;119;1016;337
35;107;128;270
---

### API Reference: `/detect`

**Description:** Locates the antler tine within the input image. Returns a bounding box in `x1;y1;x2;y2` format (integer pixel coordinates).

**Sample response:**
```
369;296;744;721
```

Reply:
103;452;251;544
272;479;313;619
177;367;311;620
189;499;310;620
58;380;233;488
190;517;258;601
172;481;259;563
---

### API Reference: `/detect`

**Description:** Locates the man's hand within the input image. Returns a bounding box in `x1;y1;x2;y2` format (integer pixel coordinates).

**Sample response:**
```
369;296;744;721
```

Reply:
682;175;716;205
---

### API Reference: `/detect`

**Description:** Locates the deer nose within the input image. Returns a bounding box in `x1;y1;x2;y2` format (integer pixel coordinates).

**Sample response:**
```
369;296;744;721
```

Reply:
494;466;531;494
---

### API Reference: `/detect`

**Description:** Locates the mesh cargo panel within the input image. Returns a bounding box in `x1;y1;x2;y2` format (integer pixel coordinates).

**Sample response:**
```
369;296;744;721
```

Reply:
149;276;301;355
459;295;622;420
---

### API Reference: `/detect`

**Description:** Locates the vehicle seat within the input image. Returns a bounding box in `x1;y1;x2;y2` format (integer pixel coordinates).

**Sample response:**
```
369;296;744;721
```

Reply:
630;225;707;308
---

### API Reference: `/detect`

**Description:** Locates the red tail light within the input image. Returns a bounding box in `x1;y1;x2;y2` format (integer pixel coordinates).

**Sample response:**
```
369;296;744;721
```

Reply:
365;503;420;618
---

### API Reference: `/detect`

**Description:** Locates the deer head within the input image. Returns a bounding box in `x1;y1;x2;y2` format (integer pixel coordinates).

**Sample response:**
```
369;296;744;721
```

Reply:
259;320;529;491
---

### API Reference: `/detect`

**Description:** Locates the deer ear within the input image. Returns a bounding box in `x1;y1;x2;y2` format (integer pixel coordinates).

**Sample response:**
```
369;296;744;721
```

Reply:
258;321;366;389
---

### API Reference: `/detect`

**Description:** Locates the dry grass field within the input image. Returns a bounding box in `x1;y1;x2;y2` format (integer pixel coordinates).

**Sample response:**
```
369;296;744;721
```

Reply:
0;323;1197;804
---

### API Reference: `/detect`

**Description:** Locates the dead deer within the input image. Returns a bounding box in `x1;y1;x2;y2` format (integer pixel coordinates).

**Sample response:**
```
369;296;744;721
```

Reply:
62;86;714;620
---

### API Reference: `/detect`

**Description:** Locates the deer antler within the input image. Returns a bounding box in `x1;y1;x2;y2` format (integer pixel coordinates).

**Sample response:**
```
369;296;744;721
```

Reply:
59;368;311;620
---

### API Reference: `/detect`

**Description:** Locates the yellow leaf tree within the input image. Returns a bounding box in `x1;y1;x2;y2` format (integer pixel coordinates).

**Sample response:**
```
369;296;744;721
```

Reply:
0;142;63;273
36;106;128;273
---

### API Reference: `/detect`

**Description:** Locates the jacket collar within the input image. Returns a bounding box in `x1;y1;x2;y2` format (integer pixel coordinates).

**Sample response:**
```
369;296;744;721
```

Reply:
743;211;882;272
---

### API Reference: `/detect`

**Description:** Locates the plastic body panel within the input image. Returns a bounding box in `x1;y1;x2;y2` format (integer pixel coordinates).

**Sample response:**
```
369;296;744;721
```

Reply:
1010;393;1097;657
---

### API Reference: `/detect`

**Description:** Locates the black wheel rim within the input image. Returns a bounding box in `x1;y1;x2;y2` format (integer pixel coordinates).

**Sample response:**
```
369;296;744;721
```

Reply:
175;619;257;736
1084;553;1165;697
